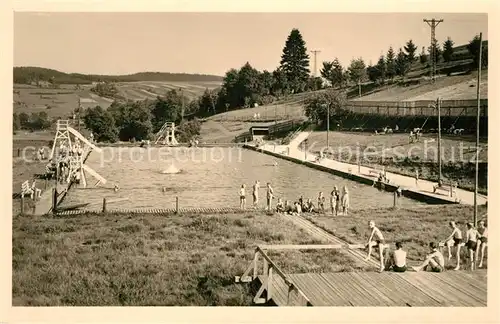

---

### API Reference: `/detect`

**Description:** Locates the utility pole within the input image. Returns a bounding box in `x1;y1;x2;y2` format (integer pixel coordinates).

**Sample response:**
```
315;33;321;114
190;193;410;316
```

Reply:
180;88;185;122
437;97;442;184
474;32;483;226
423;18;443;82
326;103;330;149
311;50;321;77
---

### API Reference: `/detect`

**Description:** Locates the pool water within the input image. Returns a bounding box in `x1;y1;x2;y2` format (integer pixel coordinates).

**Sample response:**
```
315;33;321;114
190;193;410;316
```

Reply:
63;147;425;210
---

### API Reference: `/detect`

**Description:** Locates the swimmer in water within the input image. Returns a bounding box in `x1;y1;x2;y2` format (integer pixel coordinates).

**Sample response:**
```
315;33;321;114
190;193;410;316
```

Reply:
273;161;278;167
114;184;120;192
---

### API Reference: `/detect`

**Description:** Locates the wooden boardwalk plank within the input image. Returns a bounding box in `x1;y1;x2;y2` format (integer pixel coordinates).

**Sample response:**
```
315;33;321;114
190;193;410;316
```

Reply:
426;273;485;306
301;273;340;306
379;273;443;306
431;272;487;304
356;272;411;306
395;272;463;306
348;272;394;306
286;274;322;306
316;273;357;306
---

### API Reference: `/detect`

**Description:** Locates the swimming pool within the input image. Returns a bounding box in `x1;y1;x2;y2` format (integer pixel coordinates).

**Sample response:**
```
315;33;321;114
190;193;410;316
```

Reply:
62;147;425;210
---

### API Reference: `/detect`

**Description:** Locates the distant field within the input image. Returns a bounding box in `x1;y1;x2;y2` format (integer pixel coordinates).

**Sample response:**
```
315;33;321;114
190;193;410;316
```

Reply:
13;81;222;118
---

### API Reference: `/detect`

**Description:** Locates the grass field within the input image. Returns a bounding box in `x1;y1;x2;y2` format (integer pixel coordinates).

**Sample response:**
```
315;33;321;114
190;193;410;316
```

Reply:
353;71;488;102
303;204;488;267
13;81;222;119
306;131;488;193
12;205;487;305
12;212;369;306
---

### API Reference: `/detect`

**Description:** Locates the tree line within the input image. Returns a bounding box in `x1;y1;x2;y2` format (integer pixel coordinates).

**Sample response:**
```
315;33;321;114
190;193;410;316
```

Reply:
320;35;488;89
13;67;224;85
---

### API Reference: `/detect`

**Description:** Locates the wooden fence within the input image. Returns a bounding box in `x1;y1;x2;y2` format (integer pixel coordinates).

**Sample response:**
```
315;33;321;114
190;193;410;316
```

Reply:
344;99;488;117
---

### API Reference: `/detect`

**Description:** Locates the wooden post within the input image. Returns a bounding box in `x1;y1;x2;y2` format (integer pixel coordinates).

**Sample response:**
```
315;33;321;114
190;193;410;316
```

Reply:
175;196;179;214
20;196;25;215
263;258;268;275
17;148;20;157
474;32;483;227
44;179;47;190
267;266;273;301
102;198;107;213
52;188;57;214
393;191;398;208
253;252;259;279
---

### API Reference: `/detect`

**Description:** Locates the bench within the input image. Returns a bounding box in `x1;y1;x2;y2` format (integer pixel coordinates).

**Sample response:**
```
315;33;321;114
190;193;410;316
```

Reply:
21;180;34;199
433;182;457;197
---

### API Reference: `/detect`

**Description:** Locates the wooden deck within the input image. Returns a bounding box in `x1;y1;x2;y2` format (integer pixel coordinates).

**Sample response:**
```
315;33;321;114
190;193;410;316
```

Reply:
258;270;487;307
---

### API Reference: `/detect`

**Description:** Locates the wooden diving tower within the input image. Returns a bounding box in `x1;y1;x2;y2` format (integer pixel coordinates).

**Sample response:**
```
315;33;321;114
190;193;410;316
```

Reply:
154;121;179;145
50;119;107;188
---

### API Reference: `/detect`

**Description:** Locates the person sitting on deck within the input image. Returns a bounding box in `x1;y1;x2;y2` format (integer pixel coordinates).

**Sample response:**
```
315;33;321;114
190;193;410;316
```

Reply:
304;199;315;213
412;242;445;272
365;220;386;272
386;241;407;272
442;221;463;271
284;200;293;214
477;220;488;268
465;222;479;271
298;195;304;210
294;201;302;214
275;198;285;213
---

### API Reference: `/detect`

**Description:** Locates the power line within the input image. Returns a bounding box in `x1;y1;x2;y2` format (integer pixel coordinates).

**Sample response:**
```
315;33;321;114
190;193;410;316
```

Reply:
311;50;321;77
423;18;443;82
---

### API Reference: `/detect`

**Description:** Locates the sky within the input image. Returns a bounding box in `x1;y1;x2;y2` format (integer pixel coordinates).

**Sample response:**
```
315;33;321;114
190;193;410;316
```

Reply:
14;12;488;76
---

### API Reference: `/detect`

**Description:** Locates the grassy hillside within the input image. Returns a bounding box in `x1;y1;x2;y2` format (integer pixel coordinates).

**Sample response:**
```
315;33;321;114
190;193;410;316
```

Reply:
13;81;222;119
13;66;223;85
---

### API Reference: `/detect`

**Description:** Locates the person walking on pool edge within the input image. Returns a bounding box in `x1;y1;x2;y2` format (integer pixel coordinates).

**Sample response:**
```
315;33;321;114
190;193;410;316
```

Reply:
239;184;246;210
365;220;386;272
252;180;260;209
266;182;274;212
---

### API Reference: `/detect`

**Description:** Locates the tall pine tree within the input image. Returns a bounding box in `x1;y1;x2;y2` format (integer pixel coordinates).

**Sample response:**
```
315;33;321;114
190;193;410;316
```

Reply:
395;48;410;78
386;47;396;80
442;37;455;63
375;55;387;83
404;39;418;64
279;28;310;93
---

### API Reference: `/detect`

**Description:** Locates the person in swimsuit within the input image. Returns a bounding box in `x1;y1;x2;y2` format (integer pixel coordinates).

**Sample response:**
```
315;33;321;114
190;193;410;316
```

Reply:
465;222;479;270
412;242;445;272
317;192;325;213
443;221;463;270
415;169;419;187
386;242;407;272
330;189;337;216
239;184;246;210
252;181;260;209
266;183;274;212
365;220;386;272
333;186;341;214
275;198;285;213
341;186;350;215
477;220;488;268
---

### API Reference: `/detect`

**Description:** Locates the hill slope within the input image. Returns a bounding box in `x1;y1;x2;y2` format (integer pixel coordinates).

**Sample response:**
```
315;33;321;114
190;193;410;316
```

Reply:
13;66;223;85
